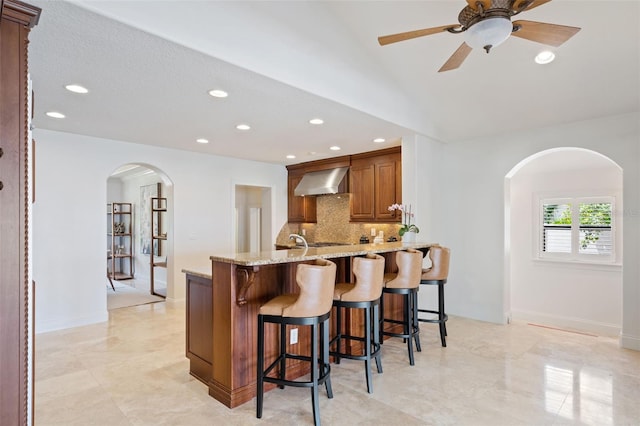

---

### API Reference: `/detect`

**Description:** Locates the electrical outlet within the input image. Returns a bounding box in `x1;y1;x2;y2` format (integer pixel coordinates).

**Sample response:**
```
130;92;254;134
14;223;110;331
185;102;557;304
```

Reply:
290;328;298;344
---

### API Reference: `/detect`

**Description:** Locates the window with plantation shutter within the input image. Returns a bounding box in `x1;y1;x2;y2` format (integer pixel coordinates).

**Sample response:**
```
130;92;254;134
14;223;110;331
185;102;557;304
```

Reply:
539;197;614;262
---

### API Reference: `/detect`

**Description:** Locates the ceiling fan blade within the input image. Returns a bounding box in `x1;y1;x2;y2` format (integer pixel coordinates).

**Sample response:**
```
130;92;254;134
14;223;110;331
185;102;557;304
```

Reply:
512;20;581;47
466;0;491;10
513;0;552;13
378;24;460;46
438;42;473;72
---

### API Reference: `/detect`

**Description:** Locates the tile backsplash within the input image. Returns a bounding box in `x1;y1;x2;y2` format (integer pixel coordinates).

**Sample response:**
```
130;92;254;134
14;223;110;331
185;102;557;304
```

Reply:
276;194;401;246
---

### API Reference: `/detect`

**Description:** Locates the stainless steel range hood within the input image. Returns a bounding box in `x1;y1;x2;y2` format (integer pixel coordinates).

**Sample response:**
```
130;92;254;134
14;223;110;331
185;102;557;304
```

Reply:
294;166;349;196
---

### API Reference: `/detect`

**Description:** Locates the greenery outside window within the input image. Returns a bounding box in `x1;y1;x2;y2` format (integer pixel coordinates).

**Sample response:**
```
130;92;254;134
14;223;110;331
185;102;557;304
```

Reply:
540;197;614;262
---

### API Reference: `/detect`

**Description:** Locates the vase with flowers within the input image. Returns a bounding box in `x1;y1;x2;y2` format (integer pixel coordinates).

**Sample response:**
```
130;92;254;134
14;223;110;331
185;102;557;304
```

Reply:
388;203;419;241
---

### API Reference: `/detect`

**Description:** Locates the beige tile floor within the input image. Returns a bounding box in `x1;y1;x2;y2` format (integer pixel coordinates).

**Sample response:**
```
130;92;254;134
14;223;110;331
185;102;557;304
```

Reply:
35;301;640;426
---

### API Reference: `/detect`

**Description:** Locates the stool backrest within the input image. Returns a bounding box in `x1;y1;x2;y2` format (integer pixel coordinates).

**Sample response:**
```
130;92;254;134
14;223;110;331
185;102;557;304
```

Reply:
421;246;450;281
283;259;337;317
341;253;385;302
385;249;423;289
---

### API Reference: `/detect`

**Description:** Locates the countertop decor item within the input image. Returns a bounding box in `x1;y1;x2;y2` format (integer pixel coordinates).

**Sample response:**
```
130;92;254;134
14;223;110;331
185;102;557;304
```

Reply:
388;203;419;237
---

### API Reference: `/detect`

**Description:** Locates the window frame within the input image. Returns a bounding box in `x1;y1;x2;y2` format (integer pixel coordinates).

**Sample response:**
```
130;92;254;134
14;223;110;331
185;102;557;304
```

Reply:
537;195;615;264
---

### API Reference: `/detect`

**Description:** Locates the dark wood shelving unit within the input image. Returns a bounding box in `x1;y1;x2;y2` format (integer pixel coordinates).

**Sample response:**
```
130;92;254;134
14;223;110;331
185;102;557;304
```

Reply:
150;197;167;297
108;202;134;280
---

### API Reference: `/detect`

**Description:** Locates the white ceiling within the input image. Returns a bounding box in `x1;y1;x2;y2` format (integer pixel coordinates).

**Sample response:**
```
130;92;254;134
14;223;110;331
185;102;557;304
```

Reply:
28;1;639;166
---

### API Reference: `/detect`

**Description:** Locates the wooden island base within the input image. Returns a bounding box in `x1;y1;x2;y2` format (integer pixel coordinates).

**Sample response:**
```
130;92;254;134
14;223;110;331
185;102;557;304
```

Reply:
184;242;432;408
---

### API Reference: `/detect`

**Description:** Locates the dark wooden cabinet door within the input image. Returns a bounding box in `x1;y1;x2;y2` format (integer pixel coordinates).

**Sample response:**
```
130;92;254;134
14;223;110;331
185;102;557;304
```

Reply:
375;159;398;221
350;147;401;223
349;159;375;221
287;174;316;223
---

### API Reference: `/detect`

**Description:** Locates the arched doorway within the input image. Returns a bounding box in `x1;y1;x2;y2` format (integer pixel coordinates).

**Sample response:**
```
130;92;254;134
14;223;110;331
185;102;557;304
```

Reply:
106;163;174;308
504;148;623;336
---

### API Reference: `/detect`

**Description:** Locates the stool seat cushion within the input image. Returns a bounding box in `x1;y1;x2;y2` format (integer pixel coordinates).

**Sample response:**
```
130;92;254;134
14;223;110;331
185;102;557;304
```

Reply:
333;282;356;300
334;254;385;302
259;259;337;318
259;294;299;316
384;249;423;289
421;246;450;281
382;272;397;285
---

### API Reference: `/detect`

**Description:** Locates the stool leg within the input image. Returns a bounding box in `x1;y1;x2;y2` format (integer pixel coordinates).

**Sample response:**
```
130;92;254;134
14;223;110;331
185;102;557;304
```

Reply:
364;305;373;394
405;293;415;366
438;283;447;347
321;317;333;399
279;322;286;388
412;291;421;352
335;305;342;364
379;293;385;344
402;294;408;344
373;302;383;374
256;315;264;419
311;322;320;426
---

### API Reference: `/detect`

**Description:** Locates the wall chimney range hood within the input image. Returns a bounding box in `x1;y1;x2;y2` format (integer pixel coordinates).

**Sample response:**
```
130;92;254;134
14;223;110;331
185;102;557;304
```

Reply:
294;166;349;196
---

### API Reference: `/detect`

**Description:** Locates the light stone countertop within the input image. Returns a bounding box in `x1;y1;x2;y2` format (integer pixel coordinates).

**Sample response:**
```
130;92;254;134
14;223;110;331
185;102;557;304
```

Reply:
181;265;212;280
207;241;435;267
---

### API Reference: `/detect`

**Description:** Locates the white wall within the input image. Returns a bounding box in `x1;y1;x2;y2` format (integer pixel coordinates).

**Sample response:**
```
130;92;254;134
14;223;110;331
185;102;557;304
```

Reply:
510;165;623;336
409;112;640;349
33;129;287;333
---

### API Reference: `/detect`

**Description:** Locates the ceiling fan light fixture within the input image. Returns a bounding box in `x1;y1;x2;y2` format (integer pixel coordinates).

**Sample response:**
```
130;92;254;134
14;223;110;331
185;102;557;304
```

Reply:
463;17;513;52
535;50;556;64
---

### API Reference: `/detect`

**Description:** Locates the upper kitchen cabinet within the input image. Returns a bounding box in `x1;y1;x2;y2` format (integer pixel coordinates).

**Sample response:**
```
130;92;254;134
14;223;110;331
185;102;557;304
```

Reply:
287;171;317;223
350;147;402;223
286;156;350;223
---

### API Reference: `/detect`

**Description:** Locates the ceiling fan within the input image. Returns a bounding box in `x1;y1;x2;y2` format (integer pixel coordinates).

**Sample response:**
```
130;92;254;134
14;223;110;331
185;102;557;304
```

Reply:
378;0;581;72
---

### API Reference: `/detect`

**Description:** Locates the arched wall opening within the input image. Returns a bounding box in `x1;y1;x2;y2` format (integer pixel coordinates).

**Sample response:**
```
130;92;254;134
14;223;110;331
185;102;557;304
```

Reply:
106;163;175;302
504;147;623;336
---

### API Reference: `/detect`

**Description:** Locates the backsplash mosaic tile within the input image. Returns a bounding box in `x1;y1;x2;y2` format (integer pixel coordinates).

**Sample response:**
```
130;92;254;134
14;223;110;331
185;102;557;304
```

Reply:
276;194;401;247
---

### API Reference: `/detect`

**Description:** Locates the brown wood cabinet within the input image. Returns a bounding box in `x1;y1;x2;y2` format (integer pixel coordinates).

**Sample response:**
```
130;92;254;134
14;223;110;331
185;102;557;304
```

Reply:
349;146;402;222
287;171;317;223
0;2;41;424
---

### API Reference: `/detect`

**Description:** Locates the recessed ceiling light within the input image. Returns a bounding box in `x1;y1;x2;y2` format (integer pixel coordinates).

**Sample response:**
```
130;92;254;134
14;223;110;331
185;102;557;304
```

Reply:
236;124;251;131
286;154;296;159
535;51;555;65
208;89;228;98
65;84;88;94
46;111;65;119
309;118;324;125
373;138;386;143
196;138;209;144
329;146;341;151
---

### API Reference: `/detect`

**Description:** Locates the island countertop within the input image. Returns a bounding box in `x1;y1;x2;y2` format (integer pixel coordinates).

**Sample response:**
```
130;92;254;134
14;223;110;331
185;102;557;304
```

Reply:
208;241;436;266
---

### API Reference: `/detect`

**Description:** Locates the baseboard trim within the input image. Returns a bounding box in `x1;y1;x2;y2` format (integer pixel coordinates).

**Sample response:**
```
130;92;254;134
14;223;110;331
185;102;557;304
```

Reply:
35;311;108;334
511;309;620;337
619;333;640;351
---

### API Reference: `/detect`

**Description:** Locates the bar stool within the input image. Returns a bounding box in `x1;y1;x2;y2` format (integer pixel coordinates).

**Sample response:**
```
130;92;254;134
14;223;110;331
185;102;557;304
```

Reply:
379;248;424;365
256;259;337;426
418;245;451;347
330;253;385;394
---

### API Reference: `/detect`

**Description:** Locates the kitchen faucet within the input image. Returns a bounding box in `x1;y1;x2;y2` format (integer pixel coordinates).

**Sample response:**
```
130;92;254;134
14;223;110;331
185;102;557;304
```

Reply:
289;233;308;249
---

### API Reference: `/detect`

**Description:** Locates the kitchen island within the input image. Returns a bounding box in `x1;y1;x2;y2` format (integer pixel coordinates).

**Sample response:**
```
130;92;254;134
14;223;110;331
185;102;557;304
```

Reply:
183;241;433;408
